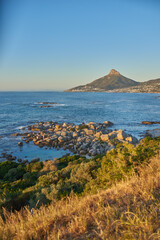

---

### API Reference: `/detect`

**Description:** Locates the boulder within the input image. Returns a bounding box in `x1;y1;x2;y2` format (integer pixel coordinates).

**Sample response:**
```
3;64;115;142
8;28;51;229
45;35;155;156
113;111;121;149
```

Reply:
41;105;52;108
101;134;109;141
17;158;22;163
80;143;89;150
55;131;61;135
48;128;54;132
58;136;64;142
90;125;95;130
95;132;102;138
88;122;96;125
11;133;20;136
77;137;83;142
80;150;87;155
22;160;28;164
84;129;94;135
61;131;68;137
55;125;61;131
31;157;40;163
131;136;138;144
117;130;128;141
103;121;114;127
72;132;78;138
125;136;138;144
125;136;132;142
87;122;97;129
108;131;118;140
142;121;160;125
18;142;23;146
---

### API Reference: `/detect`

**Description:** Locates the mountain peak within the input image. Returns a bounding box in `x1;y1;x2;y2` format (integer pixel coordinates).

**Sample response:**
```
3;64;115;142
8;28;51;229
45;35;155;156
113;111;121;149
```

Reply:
109;69;120;76
66;69;139;92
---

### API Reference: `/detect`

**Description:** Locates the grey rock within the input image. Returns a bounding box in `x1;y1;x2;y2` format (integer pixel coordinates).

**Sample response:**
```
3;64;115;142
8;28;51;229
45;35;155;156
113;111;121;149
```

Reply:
146;129;160;138
72;132;78;138
103;121;114;127
31;157;40;163
18;142;23;146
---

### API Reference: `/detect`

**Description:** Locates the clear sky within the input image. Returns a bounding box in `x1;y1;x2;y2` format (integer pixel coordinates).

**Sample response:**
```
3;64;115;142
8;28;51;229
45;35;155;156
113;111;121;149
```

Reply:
0;0;160;91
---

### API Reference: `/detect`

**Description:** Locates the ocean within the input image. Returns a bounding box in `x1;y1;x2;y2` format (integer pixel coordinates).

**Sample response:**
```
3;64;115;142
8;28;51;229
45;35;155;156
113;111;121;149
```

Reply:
0;91;159;161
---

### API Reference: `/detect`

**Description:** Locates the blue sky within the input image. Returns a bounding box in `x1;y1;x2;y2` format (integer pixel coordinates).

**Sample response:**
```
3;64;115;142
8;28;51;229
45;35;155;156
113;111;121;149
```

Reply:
0;0;160;90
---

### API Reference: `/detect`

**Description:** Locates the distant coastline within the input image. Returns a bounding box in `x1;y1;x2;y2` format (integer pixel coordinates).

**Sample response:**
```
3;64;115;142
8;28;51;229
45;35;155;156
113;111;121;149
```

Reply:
65;69;160;93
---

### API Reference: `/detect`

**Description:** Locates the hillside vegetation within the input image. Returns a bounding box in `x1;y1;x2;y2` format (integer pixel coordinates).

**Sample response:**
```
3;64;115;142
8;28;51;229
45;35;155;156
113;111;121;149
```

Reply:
0;137;160;239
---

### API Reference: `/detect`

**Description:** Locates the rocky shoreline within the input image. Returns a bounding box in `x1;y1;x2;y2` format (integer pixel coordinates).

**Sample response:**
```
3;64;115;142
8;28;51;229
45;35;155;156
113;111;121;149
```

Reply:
9;121;138;160
0;120;160;164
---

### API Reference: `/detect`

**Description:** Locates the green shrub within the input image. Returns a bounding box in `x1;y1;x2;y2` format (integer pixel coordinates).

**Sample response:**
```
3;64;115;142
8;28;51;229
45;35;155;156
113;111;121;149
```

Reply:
54;155;85;170
25;162;43;173
4;168;18;181
0;161;19;180
4;165;26;181
0;137;159;211
23;172;38;182
38;172;59;187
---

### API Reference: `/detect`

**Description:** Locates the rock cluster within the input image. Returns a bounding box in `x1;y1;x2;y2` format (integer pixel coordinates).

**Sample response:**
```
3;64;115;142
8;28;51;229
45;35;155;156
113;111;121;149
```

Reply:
38;102;57;104
0;153;17;162
17;121;138;157
37;102;57;108
0;153;40;164
142;121;160;125
146;129;160;138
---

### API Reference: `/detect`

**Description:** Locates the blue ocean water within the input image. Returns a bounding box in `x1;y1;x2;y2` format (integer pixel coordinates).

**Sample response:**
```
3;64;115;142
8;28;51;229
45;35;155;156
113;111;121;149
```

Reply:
0;92;159;161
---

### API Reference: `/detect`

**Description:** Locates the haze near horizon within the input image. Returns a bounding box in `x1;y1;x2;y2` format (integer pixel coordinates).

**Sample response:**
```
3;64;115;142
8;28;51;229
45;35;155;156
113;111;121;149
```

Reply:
0;0;160;91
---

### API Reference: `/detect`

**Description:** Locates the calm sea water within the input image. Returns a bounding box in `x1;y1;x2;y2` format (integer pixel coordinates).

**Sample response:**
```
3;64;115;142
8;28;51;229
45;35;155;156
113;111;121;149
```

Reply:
0;92;159;161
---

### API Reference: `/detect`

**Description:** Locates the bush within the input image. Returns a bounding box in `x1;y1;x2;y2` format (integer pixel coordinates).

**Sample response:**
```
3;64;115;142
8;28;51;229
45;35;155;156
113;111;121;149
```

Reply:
0;137;160;212
25;162;43;173
4;165;26;181
0;161;19;180
54;155;85;170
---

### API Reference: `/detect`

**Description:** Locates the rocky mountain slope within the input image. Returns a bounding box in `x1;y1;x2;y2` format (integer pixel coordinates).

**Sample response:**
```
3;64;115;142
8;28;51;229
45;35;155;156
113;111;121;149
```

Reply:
66;69;160;93
107;78;160;93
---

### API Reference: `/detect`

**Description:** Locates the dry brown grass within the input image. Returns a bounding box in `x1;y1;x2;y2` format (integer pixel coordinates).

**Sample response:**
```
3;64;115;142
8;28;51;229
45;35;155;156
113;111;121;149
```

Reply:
0;154;160;240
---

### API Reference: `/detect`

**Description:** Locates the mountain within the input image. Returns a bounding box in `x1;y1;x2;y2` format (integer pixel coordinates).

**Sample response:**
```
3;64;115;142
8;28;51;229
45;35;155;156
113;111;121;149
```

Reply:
65;69;139;92
65;69;160;93
107;78;160;93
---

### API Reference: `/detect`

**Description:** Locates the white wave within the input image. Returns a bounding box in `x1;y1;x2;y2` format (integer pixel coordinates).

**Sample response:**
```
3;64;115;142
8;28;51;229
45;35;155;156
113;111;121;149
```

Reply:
0;113;8;117
0;103;11;106
15;126;26;130
0;136;9;141
34;103;67;107
55;104;66;107
34;102;59;105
